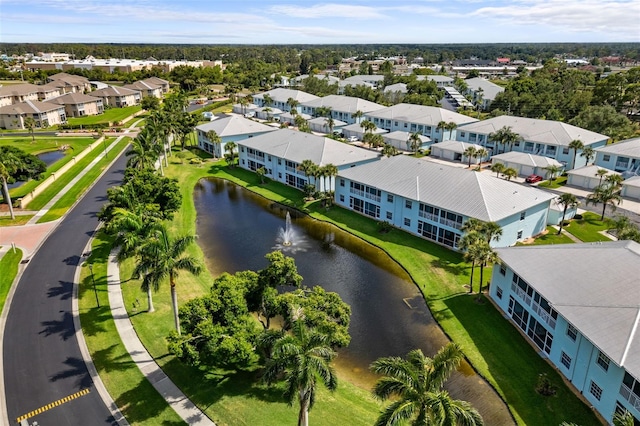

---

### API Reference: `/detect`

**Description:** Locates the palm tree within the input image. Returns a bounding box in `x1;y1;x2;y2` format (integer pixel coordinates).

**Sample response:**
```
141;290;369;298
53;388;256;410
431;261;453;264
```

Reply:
126;129;158;171
586;183;623;221
205;130;221;159
256;166;267;184
605;173;624;189
239;96;250;115
581;146;595;165
445;121;457;140
133;226;202;335
323;164;338;193
382;143;398;158
298;159;318;190
544;164;563;181
262;317;337;426
458;231;483;293
595;168;609;186
568;139;584;169
351;110;364;124
475;243;499;297
474;148;488;169
490;162;505;178
503;167;518;181
370;134;385;149
360;119;376;135
463;146;477;167
224;141;237;167
24;117;37;142
294;114;308;130
408;132;422;156
262;93;273;107
489;126;521;153
0;151;20;220
324;117;335;135
287;97;299;113
370;343;483;426
556;193;579;235
436;120;447;140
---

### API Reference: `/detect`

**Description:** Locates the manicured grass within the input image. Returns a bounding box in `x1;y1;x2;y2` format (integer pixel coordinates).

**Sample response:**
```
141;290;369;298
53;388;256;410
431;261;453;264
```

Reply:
67;106;141;126
25;138;118;211
563;212;614;242
37;138;130;223
0;247;22;314
518;226;576;245
538;175;568;189
79;234;185;425
0;215;33;226
114;157;598;426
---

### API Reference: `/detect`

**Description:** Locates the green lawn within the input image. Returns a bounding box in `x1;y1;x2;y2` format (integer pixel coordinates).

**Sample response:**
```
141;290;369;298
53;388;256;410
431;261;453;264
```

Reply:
0;215;33;226
0;248;22;315
37;137;131;223
538;175;568;189
67;106;142;126
110;156;598;426
518;226;576;245
563;212;614;242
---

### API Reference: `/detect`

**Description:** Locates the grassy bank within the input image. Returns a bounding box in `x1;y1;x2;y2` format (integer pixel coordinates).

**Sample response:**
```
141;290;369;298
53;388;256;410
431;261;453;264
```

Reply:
0;248;22;314
67;106;141;126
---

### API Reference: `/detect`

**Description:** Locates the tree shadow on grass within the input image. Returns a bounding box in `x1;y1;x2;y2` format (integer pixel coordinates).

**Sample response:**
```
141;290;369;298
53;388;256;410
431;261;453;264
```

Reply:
115;376;189;425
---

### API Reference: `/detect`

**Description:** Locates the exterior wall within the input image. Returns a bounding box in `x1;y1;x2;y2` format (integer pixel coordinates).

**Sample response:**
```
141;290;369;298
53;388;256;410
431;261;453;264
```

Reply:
197;130;273;158
0;114;24;129
0;96;13;108
300;106;359;125
366;116;450;143
595;151;640;174
0;107;67;129
489;266;640;424
64;100;103;117
622;184;640;200
567;174;603;190
334;176;550;249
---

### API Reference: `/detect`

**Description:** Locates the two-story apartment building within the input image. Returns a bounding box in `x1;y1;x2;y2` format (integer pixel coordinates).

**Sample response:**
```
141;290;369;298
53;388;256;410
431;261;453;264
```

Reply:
237;129;379;192
456;116;609;169
195;115;276;158
594;137;640;177
364;104;478;144
89;86;141;107
46;72;92;94
0;83;40;107
45;92;104;118
141;77;170;94
299;95;385;125
252;88;318;112
338;75;385;94
335;155;554;248
0;100;67;129
490;242;640;425
463;77;505;111
123;80;163;98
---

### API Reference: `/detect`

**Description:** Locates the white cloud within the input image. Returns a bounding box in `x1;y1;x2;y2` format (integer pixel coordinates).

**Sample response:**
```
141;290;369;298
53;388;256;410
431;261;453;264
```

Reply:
268;3;386;19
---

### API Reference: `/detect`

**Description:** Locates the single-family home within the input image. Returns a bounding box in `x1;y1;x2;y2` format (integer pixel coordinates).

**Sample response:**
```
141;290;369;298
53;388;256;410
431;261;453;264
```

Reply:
430;140;486;165
383;131;431;152
491;151;564;178
489;242;640;425
335;155;554;248
0;83;40;107
252;88;318;112
45;92;104;117
89;86;141;107
123;80;163;98
566;165;620;190
594;137;640;177
456;116;609;169
237;129;380;192
299;95;385;125
195;115;276;158
364;104;478;143
46;72;92;93
463;77;505;111
0;100;67;129
621;176;640;200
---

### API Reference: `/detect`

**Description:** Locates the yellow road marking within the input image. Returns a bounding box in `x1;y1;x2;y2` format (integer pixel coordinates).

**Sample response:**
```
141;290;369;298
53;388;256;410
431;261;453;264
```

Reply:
16;388;90;423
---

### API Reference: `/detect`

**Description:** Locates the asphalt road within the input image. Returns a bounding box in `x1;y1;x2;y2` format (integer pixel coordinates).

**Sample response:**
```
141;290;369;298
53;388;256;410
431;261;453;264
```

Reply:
3;151;129;425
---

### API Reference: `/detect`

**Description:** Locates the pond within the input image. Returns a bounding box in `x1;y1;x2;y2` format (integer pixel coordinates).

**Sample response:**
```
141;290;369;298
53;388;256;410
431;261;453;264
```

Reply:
7;150;66;190
194;178;514;425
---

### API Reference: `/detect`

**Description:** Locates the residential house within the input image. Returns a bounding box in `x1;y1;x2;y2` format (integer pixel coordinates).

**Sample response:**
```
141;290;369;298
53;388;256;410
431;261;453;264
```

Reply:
456;116;609;169
141;77;170;94
252;88;318;112
46;72;92;93
335;155;554;248
0;83;40;107
463;77;505;110
491;151;564;178
237;129;380;192
622;176;640;200
300;95;385;125
0;100;67;129
35;83;63;101
419;75;455;88
89;86;141;107
123;80;163;98
567;165;620;190
338;75;385;94
195;115;276;158
383;131;431;152
489;242;640;425
594;137;640;177
364;104;478;143
307;117;347;134
45;92;104;118
278;111;311;127
430;140;486;165
341;122;388;142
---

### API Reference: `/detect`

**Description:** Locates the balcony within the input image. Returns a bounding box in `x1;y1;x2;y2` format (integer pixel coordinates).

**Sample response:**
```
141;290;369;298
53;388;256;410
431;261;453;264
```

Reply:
285;165;297;173
365;193;381;202
350;188;365;197
532;301;556;329
419;211;438;222
619;384;640;411
439;217;462;230
511;283;532;306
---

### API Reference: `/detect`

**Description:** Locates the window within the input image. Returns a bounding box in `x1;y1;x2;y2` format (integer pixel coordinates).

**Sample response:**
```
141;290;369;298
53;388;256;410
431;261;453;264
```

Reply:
517;230;523;239
459;131;465;137
562;148;569;155
403;122;407;128
386;212;392;220
405;200;412;209
567;324;577;341
496;287;503;299
520;212;526;221
387;194;394;203
339;194;345;202
597;351;610;372
278;159;282;165
278;173;282;178
340;179;345;187
404;218;411;227
241;159;245;165
241;147;245;152
589;381;603;401
603;155;611;162
561;352;572;369
499;264;506;276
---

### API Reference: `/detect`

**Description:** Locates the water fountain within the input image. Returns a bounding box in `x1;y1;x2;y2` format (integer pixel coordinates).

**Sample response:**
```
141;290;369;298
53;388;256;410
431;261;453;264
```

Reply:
281;212;294;246
274;211;309;253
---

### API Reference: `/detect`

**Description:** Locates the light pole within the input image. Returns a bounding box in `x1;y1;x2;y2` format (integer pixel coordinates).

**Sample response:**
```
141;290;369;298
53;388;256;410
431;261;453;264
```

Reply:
88;264;100;308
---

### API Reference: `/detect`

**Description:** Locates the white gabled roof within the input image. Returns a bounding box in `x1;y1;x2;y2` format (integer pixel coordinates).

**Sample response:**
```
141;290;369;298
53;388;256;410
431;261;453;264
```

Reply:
0;99;64;115
365;103;479;126
464;78;505;101
307;117;347;127
431;140;482;154
457;116;608;146
238;128;380;166
623;175;640;188
254;88;318;104
90;85;140;97
300;95;385;114
567;165;619;178
384;131;430;143
596;137;640;159
383;83;408;93
195;115;275;137
338;155;553;221
496;241;640;380
492;151;563;168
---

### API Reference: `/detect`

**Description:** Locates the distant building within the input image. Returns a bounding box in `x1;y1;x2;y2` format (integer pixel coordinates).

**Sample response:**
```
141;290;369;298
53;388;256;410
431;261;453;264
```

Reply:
89;86;141;107
0;100;67;129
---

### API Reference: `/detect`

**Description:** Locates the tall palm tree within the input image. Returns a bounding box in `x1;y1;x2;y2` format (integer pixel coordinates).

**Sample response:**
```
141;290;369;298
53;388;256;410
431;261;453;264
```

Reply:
544;164;563;181
24;117;36;142
126;129;158;171
463;146;477;167
586;183;623;221
324;117;335;135
581;146;595;165
322;164;338;193
133;226;202;335
205;130;221;159
475;243;498;296
298;159;318;190
568;139;584;169
458;231;483;293
489;126;521;153
503;167;518;181
436;120;447;140
605;173;624;189
474;148;488;169
446;121;458;140
490;162;505;178
382;143;398;158
286;97;299;113
239;96;250;115
351;110;364;124
0;151;20;220
224;141;237;167
556;193;578;235
360;119;376;135
408;132;422;157
595;168;609;186
262;93;273;108
147;111;170;166
370;343;483;426
262;317;337;426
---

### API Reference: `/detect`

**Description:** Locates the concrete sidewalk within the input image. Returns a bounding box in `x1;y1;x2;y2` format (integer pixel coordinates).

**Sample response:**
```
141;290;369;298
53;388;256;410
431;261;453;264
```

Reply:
107;250;215;426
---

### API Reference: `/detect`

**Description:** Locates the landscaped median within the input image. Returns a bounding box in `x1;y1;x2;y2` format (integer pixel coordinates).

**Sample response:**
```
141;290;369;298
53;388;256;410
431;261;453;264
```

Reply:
0;248;22;314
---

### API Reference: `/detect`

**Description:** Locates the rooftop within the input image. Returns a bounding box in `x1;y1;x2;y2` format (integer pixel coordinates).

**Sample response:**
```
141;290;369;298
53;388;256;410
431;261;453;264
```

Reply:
596;137;640;158
365;103;479;126
195;115;276;137
300;95;385;114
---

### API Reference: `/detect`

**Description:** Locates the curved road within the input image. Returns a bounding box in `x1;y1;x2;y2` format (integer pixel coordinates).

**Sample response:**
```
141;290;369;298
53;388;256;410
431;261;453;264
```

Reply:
3;152;128;425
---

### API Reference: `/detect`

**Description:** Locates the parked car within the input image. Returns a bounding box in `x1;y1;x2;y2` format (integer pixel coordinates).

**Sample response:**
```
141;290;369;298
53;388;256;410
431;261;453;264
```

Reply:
348;136;358;142
525;174;543;183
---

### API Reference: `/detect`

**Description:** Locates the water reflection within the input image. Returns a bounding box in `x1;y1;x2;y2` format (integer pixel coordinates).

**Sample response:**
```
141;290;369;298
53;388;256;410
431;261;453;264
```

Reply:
194;178;514;425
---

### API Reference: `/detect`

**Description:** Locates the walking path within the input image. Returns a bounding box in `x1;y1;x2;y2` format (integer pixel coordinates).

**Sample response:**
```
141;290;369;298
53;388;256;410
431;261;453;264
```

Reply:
0;120;214;426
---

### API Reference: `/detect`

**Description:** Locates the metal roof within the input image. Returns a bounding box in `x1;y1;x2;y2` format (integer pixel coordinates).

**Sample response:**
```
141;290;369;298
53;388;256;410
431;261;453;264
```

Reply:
463;78;505;101
596;137;640;159
300;95;385;114
492;151;563;168
253;88;319;104
365;103;479;126
566;165;619;178
496;241;640;380
195;115;276;137
431;140;482;154
338;155;553;221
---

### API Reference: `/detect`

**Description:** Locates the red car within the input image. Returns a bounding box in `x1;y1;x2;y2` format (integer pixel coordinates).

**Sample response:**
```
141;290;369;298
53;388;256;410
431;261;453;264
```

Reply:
525;174;543;183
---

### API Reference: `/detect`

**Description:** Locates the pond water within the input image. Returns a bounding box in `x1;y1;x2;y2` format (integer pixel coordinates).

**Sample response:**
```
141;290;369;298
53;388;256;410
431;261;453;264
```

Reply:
7;150;66;190
194;178;514;425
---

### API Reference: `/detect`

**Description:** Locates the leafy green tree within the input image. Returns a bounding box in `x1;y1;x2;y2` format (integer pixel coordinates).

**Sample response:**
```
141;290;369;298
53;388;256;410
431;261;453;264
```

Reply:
370;343;483;426
262;316;338;426
556;193;579;235
224;141;237;167
133;226;202;335
0;146;46;217
141;96;160;111
568;139;584;169
0;152;19;219
586;183;623;221
569;105;637;142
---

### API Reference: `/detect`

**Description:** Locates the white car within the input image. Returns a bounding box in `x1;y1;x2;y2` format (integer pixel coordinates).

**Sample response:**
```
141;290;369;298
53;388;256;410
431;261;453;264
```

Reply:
348;136;358;142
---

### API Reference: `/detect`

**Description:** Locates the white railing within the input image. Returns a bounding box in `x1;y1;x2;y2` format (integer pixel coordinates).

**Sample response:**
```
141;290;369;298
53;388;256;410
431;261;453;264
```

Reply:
350;188;365;197
439;217;462;230
616;161;629;169
247;153;257;160
532;302;556;329
365;193;380;202
285;165;297;173
419;211;438;222
511;283;532;306
619;385;640;411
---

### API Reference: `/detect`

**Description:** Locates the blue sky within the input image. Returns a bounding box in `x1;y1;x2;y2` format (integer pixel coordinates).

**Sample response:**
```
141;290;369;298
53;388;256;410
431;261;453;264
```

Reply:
1;0;638;44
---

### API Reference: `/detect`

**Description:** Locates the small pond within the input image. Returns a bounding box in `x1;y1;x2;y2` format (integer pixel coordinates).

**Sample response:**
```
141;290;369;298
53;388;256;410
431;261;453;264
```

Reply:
7;150;66;190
